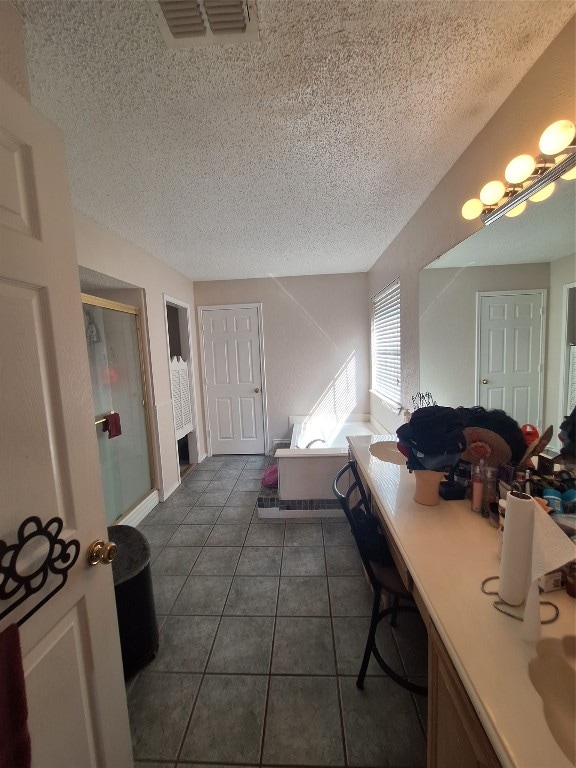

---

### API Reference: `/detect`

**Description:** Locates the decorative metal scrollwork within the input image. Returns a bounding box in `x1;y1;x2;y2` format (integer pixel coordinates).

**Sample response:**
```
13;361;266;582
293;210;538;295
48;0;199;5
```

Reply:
0;516;80;626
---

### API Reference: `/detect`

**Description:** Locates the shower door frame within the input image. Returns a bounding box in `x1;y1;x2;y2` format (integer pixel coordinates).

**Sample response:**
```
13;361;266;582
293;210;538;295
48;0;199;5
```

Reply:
82;293;156;520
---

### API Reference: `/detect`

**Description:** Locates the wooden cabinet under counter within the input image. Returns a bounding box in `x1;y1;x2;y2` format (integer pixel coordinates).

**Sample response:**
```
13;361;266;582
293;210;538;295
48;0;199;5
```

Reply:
428;621;501;768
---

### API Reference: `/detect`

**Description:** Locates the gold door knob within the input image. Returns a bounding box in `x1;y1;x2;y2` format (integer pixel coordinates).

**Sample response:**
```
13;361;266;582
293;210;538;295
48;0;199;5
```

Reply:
87;539;117;566
482;379;489;384
254;387;260;393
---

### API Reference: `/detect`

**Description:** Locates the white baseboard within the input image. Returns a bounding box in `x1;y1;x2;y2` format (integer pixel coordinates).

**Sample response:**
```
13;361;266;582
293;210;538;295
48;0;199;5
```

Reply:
120;490;160;527
197;451;208;463
257;507;344;520
159;479;180;502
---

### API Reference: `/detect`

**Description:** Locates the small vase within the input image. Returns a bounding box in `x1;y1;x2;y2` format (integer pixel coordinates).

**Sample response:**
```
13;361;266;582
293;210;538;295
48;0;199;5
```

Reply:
413;470;444;506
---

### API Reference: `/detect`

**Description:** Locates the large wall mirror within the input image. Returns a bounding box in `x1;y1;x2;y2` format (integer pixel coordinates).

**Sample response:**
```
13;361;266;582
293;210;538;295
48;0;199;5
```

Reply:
419;179;576;454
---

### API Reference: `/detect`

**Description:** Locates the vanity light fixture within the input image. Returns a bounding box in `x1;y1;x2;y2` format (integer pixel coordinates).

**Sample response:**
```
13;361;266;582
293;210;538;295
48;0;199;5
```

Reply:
555;153;576;181
504;154;535;185
461;118;576;225
504;201;526;218
529;182;555;203
479;180;506;206
539;119;575;155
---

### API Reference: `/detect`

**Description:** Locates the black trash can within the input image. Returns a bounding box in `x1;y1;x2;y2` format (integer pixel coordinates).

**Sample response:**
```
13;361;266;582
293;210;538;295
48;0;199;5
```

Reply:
107;525;159;680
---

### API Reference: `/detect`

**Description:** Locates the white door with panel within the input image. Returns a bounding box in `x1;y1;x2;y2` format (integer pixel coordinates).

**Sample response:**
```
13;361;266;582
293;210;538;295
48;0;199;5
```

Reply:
477;291;545;429
0;80;133;766
200;306;265;454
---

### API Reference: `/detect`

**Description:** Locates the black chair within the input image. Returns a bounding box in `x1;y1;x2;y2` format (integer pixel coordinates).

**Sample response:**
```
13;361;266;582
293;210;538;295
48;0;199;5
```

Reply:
333;460;427;695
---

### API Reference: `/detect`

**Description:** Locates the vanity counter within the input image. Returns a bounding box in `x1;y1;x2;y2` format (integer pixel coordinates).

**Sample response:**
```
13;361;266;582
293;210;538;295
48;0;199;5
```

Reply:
348;435;576;768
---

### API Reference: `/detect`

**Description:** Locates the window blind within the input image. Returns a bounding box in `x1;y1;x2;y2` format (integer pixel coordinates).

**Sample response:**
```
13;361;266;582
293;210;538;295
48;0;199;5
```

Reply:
371;279;401;410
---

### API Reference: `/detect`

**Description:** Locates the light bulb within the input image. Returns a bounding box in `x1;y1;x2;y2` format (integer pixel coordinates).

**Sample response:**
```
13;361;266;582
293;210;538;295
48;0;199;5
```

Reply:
461;198;484;220
555;153;576;181
479;180;505;206
505;154;535;184
505;201;527;218
539;120;575;156
529;182;555;203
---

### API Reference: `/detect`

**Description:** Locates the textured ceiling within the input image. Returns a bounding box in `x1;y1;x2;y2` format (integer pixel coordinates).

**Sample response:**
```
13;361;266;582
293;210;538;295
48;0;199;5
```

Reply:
15;1;575;281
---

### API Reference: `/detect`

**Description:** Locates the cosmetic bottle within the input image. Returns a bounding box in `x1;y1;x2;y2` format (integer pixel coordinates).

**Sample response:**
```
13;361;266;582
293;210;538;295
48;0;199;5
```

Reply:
524;469;532;496
482;465;499;524
471;461;483;513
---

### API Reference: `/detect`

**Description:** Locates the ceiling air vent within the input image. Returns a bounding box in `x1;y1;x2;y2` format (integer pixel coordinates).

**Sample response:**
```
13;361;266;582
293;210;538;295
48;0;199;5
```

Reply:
149;0;259;49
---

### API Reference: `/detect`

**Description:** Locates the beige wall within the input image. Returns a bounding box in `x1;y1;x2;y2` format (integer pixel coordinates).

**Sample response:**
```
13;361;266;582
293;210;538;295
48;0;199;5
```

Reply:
369;17;575;435
194;273;370;448
547;252;576;451
419;262;550;408
74;212;205;497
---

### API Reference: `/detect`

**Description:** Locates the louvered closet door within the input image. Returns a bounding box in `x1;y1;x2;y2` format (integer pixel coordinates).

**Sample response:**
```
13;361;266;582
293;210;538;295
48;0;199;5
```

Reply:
200;306;265;454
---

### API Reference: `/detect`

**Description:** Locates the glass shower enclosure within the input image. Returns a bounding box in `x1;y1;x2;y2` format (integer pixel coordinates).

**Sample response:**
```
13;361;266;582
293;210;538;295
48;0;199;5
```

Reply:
82;294;153;525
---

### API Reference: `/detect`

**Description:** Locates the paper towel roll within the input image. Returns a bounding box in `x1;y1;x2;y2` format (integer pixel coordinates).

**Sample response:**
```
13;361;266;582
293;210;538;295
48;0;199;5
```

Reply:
521;501;576;642
499;490;534;606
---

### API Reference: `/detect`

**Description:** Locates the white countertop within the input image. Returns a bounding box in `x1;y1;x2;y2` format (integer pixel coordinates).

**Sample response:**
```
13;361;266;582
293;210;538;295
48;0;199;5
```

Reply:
348;435;576;768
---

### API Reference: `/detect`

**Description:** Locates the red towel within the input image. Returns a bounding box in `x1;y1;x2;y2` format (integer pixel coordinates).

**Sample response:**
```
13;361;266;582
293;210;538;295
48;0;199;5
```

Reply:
103;412;122;439
262;464;279;488
0;624;32;768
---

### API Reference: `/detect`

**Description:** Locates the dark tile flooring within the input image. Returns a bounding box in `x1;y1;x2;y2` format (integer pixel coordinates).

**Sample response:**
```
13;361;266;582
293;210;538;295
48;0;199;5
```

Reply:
130;455;428;768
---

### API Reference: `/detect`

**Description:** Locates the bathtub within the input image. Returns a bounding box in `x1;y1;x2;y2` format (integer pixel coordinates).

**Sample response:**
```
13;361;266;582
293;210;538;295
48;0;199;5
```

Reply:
289;418;377;450
273;417;383;511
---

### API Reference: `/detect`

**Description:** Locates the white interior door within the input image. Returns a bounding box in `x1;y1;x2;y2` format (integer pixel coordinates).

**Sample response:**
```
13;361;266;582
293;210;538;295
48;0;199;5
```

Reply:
0;80;133;766
477;291;545;429
200;305;265;454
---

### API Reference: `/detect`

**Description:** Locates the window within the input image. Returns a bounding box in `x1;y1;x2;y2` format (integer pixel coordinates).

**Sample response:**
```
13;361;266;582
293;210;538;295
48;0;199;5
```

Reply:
371;279;401;410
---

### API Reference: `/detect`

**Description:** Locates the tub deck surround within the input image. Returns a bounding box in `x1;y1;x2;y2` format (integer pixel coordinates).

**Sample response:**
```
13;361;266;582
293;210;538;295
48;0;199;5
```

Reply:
290;417;377;450
348;435;576;768
257;476;344;519
270;419;381;515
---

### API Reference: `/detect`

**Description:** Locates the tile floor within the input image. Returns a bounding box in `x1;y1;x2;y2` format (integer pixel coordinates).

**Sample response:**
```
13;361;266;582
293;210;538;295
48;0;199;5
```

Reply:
129;455;428;768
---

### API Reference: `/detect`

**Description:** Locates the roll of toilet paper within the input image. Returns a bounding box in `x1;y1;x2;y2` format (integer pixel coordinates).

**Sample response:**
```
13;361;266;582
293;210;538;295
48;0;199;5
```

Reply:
498;490;534;606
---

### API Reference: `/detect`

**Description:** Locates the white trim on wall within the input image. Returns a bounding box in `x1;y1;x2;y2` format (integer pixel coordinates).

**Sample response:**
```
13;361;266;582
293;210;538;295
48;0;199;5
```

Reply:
119;490;159;528
159;479;180;503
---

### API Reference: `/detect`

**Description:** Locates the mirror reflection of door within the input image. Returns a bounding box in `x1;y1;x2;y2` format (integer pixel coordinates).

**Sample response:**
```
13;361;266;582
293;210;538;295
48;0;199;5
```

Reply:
477;290;545;430
83;295;153;524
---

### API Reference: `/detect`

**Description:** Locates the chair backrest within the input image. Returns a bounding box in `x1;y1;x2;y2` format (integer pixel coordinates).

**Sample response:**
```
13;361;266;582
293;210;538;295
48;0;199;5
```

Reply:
332;460;393;590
